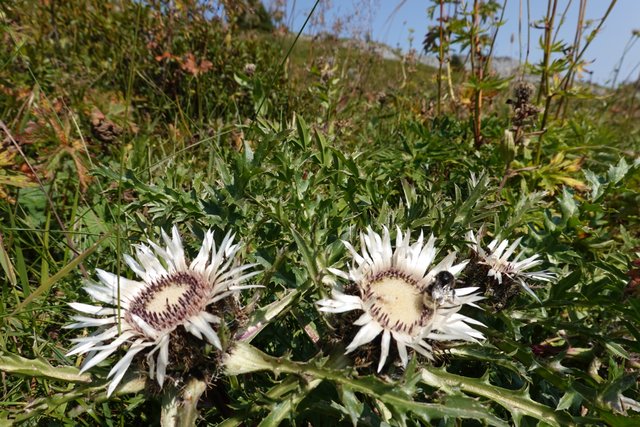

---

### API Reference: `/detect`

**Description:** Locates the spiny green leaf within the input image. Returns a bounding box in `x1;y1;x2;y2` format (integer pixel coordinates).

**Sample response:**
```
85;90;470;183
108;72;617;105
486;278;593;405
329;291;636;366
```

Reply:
0;352;91;383
225;344;509;426
558;187;578;220
290;226;318;281
295;114;310;149
583;169;603;201
238;289;298;342
607;158;631;184
557;390;581;411
421;366;576;427
13;376;145;423
599;412;640;427
605;342;630;359
336;385;364;426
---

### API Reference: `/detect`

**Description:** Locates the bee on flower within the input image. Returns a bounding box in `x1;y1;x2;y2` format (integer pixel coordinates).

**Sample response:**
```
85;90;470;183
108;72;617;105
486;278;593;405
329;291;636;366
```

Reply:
317;227;485;372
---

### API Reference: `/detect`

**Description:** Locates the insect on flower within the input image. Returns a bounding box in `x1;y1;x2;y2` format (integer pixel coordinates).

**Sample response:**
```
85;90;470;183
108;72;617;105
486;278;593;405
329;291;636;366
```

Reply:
317;227;485;372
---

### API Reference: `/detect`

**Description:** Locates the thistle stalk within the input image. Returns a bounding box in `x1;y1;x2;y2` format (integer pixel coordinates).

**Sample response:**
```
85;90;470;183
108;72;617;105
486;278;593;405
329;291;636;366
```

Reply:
471;0;484;148
160;377;207;427
534;0;558;164
437;0;445;115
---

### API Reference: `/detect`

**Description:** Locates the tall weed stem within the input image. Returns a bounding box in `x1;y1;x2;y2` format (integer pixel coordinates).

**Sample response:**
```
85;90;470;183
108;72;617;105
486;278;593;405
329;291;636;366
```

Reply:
535;0;558;164
471;0;483;148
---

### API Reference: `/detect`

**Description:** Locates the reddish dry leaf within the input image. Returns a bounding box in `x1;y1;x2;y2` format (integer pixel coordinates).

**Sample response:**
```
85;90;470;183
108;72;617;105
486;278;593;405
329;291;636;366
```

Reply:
624;258;640;298
180;53;213;77
181;53;199;75
90;107;105;125
68;144;92;191
18;121;42;145
155;51;173;62
199;59;213;73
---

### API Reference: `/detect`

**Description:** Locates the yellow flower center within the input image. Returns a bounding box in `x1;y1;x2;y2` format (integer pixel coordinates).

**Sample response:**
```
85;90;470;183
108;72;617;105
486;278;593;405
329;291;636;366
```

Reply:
145;283;190;314
363;269;434;336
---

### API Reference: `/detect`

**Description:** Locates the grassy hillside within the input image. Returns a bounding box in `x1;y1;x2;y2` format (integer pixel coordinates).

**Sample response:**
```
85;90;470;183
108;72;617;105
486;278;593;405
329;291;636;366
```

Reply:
0;1;639;425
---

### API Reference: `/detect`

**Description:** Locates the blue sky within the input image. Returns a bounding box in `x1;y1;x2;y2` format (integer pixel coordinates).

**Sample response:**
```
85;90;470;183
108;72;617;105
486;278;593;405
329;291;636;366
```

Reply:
266;0;640;85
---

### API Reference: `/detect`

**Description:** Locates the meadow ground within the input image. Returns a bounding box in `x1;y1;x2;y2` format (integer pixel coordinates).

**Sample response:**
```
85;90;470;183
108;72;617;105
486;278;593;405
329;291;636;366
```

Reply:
0;1;639;425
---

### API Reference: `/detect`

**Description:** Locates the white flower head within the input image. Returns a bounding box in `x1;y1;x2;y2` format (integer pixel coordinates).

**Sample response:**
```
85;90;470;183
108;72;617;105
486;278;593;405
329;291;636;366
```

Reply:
66;226;259;396
317;227;485;372
466;230;555;302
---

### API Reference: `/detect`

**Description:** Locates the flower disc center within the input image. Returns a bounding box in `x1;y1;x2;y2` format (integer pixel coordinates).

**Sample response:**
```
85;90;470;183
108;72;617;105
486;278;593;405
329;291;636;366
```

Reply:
126;272;209;335
364;270;433;335
146;283;189;313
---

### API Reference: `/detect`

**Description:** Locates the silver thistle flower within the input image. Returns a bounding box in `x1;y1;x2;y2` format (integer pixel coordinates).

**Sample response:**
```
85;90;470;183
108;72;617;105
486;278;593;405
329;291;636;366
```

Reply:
317;227;485;372
467;230;555;302
66;226;259;396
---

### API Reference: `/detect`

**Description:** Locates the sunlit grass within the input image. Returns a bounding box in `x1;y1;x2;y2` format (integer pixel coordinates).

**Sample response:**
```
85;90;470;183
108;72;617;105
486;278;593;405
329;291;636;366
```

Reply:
0;0;638;425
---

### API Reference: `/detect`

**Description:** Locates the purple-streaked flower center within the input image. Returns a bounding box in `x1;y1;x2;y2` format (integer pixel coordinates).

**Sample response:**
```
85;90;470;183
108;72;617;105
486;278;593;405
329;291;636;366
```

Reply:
125;271;209;335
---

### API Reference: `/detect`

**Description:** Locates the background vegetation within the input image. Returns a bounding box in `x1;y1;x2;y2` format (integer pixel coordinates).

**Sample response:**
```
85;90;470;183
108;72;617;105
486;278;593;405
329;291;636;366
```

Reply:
0;0;639;425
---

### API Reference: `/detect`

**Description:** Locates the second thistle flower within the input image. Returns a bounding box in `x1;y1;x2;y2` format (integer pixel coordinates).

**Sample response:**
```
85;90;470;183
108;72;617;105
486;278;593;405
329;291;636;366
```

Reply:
317;227;485;372
466;230;556;308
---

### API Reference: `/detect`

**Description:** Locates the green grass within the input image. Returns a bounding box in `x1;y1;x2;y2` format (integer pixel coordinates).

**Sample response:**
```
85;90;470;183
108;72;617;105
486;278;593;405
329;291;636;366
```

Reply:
0;0;639;425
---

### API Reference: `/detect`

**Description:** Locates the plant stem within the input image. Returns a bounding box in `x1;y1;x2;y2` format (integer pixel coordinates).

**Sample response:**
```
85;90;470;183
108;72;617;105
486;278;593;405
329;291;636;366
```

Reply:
536;0;558;105
555;0;585;120
446;60;456;102
535;0;558;164
437;0;444;115
482;0;508;79
161;377;207;427
550;0;573;47
558;0;618;120
471;0;483;148
611;33;639;89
